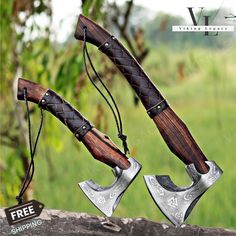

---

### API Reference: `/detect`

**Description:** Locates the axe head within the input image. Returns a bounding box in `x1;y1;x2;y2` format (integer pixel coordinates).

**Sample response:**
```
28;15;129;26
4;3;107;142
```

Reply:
144;161;223;226
79;158;141;216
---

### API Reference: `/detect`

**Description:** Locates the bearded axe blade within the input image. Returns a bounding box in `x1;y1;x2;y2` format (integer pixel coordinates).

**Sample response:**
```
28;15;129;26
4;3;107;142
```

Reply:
79;158;141;216
144;161;223;226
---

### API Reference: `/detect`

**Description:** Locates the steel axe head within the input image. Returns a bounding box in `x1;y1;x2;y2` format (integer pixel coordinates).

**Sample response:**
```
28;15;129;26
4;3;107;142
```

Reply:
79;158;141;216
144;161;223;226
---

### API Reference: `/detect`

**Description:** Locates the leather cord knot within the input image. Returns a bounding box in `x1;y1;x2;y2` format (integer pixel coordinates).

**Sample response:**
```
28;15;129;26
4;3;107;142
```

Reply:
16;196;23;205
118;133;129;155
83;27;130;155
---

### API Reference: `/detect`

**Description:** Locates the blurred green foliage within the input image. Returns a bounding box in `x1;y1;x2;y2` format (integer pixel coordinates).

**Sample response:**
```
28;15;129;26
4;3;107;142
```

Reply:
1;0;236;229
32;45;236;229
0;0;103;206
0;0;53;206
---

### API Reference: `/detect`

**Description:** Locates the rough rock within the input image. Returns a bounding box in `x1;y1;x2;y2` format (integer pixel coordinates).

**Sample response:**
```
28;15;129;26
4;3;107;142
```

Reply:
0;208;235;236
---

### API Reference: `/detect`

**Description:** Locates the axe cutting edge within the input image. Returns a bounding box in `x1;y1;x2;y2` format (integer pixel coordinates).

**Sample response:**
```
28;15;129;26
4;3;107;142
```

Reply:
17;78;142;217
74;15;223;225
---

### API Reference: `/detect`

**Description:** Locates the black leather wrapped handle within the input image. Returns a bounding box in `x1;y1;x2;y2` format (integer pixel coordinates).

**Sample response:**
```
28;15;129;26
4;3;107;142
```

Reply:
39;89;92;140
98;36;167;114
17;78;131;169
74;15;209;174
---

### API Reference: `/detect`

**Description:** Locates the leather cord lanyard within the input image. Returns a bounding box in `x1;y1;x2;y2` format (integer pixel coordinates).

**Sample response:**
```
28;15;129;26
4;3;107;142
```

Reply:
82;27;130;155
16;88;44;205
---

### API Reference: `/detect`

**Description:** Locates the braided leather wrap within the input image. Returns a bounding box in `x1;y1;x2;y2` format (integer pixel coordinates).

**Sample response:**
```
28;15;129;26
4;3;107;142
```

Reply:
39;89;93;140
99;36;169;114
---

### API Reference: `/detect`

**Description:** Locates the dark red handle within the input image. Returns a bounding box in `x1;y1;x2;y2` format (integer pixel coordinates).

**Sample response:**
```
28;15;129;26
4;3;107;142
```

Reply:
17;78;130;169
74;15;209;173
153;107;208;172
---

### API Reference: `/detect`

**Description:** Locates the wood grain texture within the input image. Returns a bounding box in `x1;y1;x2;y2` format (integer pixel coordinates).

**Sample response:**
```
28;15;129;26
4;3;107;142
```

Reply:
153;107;209;173
75;15;165;111
74;14;110;47
82;129;130;169
17;78;130;169
17;78;47;103
74;15;210;174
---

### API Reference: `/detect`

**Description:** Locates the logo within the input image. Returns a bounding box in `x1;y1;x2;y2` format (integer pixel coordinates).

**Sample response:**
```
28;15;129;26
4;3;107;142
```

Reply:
5;200;44;225
172;7;235;35
167;196;178;208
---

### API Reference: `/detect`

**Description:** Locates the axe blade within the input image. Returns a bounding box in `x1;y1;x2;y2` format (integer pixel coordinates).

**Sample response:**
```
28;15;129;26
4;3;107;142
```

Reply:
144;161;223;226
79;158;141;216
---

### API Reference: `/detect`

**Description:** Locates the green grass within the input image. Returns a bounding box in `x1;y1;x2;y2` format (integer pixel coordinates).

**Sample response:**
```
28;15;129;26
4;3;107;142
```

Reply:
9;46;236;228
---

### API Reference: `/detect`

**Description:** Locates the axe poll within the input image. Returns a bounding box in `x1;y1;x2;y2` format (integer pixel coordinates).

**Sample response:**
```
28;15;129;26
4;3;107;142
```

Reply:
74;15;223;225
17;78;141;217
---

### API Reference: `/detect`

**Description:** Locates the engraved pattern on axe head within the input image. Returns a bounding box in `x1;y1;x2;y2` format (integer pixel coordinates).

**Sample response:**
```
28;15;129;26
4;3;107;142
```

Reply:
143;161;223;226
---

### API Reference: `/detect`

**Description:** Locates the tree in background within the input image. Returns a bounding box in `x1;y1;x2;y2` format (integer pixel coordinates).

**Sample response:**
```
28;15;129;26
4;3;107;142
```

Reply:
0;0;53;205
144;8;235;49
0;0;148;205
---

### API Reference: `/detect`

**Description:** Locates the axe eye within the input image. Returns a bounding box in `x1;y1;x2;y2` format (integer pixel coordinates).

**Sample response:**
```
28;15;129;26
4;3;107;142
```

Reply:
78;158;142;217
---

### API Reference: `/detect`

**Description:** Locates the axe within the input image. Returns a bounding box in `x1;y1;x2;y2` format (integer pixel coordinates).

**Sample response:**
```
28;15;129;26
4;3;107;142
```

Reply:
17;78;141;217
74;15;223;225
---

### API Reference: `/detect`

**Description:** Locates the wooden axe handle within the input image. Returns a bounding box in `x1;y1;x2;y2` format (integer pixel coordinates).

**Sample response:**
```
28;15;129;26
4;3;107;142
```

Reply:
17;78;130;169
74;15;209;173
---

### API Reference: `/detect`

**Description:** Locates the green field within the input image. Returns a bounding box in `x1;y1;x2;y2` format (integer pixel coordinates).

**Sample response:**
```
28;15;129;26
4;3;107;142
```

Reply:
0;47;236;228
1;0;236;231
30;46;236;229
